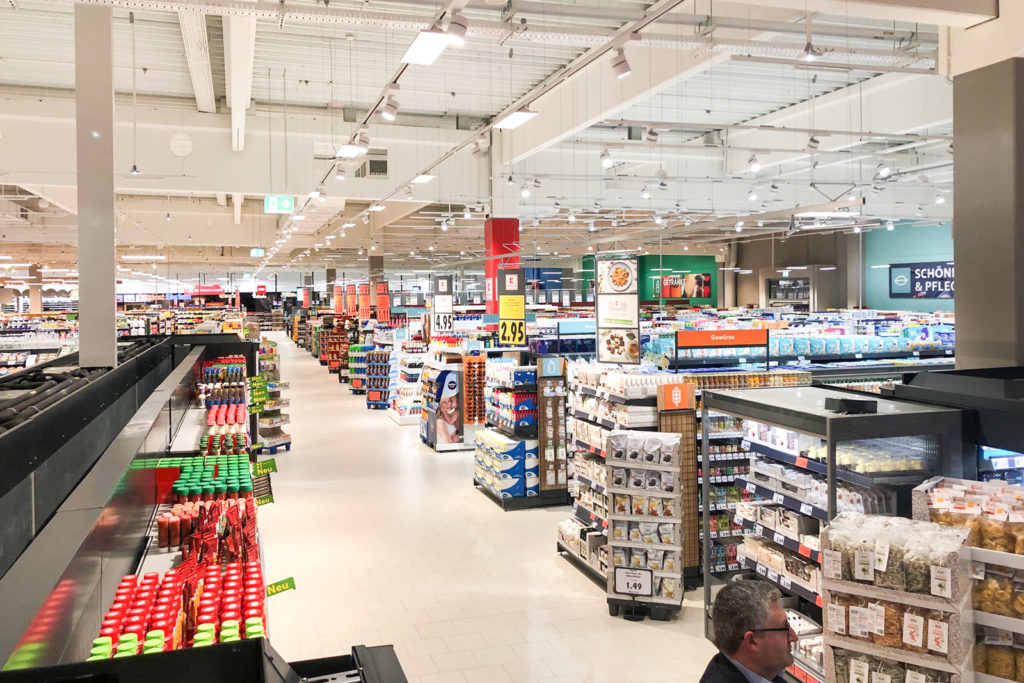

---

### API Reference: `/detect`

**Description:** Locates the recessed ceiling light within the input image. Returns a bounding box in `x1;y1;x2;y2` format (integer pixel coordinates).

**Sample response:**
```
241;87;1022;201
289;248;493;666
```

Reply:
494;108;538;130
401;27;449;65
411;174;435;184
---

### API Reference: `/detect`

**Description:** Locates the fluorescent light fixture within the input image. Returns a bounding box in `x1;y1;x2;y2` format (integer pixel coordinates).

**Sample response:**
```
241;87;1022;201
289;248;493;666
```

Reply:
342;222;356;228
493;108;538;130
122;254;166;260
292;214;307;220
368;205;386;212
410;174;436;184
337;144;362;158
871;264;890;269
0;256;11;260
401;27;449;65
819;266;837;270
886;220;895;231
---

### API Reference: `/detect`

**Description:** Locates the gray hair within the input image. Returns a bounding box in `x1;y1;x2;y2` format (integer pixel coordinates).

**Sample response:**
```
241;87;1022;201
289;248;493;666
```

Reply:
711;580;782;655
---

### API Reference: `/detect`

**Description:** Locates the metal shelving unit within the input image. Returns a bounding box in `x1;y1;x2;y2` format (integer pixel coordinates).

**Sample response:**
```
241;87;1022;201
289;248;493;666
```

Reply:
700;386;966;683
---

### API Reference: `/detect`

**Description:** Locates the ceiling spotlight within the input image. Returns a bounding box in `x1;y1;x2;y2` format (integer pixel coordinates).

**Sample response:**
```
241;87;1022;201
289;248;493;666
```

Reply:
567;211;576;223
428;245;434;251
446;13;468;46
747;190;758;201
410;249;415;255
463;207;471;219
806;136;820;151
641;187;651;200
587;246;593;251
747;153;761;173
654;214;664;225
532;178;542;188
610;48;631;79
886;220;895;231
801;39;823;62
645;127;659;144
658;181;668;191
440;219;448;231
358;248;363;255
404;186;414;200
520;184;531;198
735;221;744;233
460;250;465;255
507;175;515;186
335;166;346;181
683;245;689;251
316;186;327;202
600;147;614;169
381;95;400;121
165;212;172;222
876;162;892;178
129;164;140;176
871;184;885;195
340;231;346;238
934;193;946;205
853;226;861;234
847;190;858;201
588;223;595;232
916;205;924;216
370;244;376;251
362;215;369;224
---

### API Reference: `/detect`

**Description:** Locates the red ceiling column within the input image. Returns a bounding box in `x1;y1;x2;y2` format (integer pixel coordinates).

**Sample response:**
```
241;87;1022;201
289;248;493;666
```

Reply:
484;218;520;316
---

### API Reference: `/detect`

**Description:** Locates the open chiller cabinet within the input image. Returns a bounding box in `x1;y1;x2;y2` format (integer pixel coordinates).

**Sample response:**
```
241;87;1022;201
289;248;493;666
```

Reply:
701;386;967;683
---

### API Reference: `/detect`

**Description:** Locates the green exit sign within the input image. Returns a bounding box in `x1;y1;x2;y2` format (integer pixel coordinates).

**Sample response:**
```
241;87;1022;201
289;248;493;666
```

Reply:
263;195;294;214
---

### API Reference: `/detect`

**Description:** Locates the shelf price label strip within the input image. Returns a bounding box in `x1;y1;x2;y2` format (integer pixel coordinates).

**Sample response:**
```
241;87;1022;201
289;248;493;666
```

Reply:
742;439;877;489
738;555;823;607
734;476;828;521
733;514;821;563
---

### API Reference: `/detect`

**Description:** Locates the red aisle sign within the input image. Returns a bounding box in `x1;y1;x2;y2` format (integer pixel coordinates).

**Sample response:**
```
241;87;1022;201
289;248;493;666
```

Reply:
302;288;310;308
675;329;768;348
333;285;343;314
375;282;390;324
256;285;267;295
357;284;371;319
345;285;357;316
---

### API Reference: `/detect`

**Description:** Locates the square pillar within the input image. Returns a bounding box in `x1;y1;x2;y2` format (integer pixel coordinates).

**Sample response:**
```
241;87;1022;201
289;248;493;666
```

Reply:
484;218;520;315
953;58;1024;368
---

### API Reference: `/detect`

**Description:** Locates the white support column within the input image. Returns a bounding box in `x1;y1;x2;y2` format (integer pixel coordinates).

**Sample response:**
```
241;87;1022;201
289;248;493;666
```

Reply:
75;4;117;368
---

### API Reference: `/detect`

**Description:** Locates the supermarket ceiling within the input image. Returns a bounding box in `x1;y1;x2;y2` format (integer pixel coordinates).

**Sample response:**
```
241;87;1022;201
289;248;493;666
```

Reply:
0;0;986;278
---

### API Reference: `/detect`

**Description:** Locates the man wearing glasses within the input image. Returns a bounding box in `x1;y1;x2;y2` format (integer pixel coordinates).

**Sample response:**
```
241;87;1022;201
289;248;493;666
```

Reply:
700;581;797;683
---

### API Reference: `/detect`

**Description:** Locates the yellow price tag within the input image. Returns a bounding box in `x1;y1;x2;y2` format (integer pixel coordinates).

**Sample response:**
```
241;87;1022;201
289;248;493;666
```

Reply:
499;320;525;345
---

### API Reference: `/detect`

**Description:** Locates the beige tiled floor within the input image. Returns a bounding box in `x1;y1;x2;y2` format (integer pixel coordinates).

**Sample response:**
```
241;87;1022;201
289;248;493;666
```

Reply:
258;332;717;682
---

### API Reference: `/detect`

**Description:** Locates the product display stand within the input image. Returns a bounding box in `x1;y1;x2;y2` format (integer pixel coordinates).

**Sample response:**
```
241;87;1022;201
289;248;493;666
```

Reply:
255;342;291;454
605;428;687;621
388;342;426;425
419;346;476;452
347;344;372;394
365;349;392;409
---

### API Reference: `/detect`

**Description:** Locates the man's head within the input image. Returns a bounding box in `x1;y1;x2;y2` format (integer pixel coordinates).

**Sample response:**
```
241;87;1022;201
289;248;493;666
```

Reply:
712;580;796;678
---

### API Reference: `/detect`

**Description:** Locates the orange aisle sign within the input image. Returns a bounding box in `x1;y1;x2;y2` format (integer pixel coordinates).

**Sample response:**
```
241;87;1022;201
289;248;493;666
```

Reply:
333;285;343;314
676;329;768;348
657;383;696;411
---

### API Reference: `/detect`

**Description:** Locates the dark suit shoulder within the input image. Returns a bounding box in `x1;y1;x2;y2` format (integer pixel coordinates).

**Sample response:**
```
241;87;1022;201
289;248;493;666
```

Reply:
699;653;750;683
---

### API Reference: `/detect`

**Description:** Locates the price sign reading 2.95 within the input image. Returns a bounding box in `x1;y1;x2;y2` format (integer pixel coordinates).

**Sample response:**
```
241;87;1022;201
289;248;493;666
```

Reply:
499;320;525;345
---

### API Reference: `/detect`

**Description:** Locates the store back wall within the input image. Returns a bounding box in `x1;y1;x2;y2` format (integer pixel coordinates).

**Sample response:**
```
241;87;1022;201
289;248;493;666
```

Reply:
864;221;954;312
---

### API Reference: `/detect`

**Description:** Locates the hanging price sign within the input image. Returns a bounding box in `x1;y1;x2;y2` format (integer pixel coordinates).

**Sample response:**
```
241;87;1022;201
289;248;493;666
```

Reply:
497;268;525;347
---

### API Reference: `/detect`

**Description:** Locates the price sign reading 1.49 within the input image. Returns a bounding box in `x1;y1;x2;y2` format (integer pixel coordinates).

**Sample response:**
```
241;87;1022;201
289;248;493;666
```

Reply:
614;567;653;597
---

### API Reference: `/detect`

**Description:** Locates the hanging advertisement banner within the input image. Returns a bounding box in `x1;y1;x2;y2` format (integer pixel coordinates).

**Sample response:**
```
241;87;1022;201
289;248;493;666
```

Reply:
357;284;371;319
375;282;390;324
595;256;640;364
256;285;267;296
345;285;357;316
497;268;525;346
889;261;955;299
333;285;343;314
431;274;454;338
191;284;224;296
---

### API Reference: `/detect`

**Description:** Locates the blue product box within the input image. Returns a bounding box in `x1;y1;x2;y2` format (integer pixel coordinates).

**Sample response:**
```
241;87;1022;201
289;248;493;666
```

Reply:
514;413;537;427
808;337;826;356
525;453;539;471
792;338;810;356
838;337;854;354
853;336;870;353
778;337;795;356
498;475;525;498
495;453;525;477
513;396;537;411
824;337;840;355
868;336;884;352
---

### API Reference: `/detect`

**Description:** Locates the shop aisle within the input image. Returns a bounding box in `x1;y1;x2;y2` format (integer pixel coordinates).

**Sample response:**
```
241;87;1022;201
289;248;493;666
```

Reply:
257;332;717;683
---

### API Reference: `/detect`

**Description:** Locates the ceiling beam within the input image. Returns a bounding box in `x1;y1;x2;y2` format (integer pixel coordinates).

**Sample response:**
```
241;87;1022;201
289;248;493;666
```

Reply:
753;0;996;29
232;192;243;225
223;10;256;151
177;11;217;114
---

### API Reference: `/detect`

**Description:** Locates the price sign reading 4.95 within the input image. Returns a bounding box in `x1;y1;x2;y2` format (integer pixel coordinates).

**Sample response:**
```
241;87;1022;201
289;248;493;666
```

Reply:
499;320;525;345
614;567;653;597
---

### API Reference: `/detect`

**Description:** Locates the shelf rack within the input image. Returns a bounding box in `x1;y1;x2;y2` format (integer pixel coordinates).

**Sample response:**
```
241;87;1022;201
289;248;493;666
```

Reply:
701;385;966;682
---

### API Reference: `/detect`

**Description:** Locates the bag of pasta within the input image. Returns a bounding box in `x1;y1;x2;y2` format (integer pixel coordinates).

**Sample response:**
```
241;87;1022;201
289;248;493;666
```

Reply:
873;524;906;591
981;512;1015;553
870;656;906;683
975;568;1015;617
867;600;903;649
904;537;933;594
905;664;951;683
900;606;929;654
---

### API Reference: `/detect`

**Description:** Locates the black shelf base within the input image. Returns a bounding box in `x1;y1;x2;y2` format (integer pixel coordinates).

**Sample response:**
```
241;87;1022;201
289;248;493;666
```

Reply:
473;479;570;510
607;596;680;622
556;541;608;590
